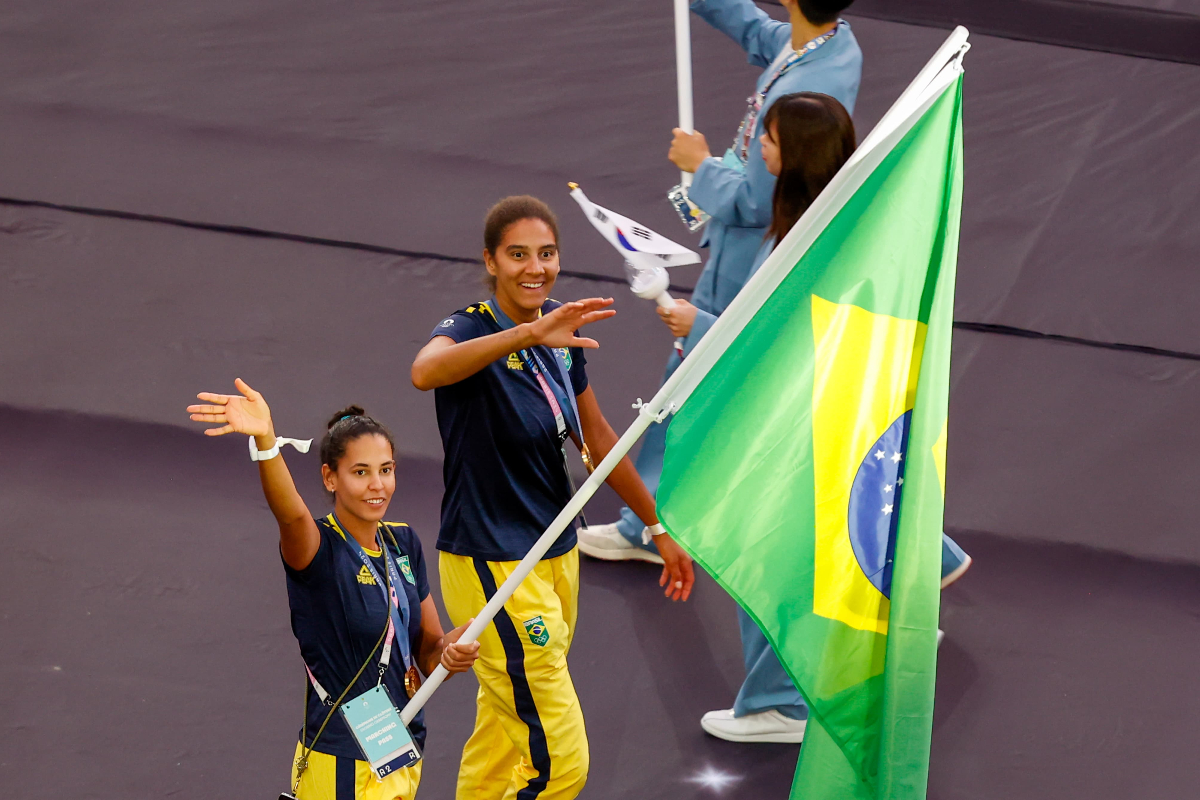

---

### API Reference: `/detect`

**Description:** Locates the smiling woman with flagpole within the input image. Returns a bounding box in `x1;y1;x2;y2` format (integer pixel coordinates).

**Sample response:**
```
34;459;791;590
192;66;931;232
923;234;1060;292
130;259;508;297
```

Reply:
411;195;694;800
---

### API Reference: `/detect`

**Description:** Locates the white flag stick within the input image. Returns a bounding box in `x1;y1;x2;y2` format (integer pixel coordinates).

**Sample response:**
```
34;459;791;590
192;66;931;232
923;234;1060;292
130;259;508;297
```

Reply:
675;0;695;188
398;27;970;727
568;184;701;270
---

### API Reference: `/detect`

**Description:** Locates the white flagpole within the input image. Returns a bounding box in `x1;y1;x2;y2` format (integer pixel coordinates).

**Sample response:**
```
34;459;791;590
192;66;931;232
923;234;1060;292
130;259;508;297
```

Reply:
398;27;970;727
675;0;695;188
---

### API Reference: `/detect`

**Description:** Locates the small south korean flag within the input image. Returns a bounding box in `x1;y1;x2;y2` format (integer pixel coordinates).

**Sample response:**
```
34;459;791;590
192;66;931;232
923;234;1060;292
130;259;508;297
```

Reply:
569;184;701;273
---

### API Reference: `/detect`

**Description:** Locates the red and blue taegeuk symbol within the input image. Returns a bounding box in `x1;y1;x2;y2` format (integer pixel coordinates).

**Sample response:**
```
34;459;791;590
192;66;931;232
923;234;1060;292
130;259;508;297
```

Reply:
615;225;652;252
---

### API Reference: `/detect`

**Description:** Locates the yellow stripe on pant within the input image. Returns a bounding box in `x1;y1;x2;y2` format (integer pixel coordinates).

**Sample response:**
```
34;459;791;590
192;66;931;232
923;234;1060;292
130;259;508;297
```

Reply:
439;548;588;800
289;741;421;800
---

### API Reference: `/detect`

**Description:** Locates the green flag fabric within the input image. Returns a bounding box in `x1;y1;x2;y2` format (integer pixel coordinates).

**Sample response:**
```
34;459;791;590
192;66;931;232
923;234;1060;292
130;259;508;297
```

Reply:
657;76;964;800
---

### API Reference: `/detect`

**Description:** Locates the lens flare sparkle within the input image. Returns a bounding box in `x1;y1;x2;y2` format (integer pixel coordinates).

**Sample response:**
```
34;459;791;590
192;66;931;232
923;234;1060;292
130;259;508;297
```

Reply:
684;764;743;793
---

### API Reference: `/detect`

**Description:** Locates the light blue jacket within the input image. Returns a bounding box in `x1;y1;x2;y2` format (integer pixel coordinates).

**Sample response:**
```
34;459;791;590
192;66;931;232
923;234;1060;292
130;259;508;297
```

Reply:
683;0;862;356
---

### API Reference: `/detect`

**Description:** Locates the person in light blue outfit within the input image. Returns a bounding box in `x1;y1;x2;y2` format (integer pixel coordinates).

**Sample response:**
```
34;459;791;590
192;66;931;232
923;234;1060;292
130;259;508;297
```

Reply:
578;0;866;741
578;0;974;745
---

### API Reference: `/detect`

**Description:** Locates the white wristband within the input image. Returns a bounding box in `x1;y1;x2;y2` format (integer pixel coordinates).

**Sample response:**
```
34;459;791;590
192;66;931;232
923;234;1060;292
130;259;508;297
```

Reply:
641;523;667;545
249;435;313;462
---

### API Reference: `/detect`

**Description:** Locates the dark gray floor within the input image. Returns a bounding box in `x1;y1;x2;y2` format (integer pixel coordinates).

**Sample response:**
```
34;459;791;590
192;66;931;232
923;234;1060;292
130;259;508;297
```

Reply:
2;405;1197;799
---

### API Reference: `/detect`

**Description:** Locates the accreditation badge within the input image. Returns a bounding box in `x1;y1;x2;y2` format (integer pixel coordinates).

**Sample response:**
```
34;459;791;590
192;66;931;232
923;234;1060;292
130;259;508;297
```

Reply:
667;183;709;232
339;685;422;779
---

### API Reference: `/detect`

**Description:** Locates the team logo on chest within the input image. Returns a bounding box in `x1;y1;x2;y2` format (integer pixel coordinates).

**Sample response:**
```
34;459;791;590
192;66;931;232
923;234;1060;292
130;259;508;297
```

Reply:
523;615;550;647
356;565;377;586
506;353;524;370
398;555;417;585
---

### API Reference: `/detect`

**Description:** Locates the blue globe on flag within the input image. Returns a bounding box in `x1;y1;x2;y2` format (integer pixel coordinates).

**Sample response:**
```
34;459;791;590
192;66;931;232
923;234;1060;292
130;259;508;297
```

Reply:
847;410;912;598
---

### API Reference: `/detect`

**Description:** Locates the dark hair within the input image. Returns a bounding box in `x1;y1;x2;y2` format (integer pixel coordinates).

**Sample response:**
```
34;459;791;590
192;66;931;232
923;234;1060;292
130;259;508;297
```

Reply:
482;195;560;291
319;405;395;471
762;92;856;248
796;0;853;26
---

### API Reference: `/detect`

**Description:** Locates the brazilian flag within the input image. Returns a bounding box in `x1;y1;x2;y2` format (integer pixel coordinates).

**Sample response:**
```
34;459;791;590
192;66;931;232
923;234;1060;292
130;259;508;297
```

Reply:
657;74;964;800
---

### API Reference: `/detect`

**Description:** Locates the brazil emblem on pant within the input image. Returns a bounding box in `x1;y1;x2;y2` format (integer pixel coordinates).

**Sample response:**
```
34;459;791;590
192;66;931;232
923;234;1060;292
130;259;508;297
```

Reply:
523;615;550;647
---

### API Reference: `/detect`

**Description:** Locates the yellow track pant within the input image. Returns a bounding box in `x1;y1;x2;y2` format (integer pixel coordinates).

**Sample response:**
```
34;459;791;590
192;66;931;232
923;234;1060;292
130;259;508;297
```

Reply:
290;741;422;800
439;549;588;800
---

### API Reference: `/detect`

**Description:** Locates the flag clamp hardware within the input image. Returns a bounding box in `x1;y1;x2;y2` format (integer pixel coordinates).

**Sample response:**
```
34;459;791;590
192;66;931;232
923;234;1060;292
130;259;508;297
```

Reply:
632;398;676;424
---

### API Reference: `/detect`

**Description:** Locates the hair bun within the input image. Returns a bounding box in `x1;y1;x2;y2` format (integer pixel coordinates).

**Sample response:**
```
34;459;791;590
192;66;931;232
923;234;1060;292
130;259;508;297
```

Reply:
326;405;366;429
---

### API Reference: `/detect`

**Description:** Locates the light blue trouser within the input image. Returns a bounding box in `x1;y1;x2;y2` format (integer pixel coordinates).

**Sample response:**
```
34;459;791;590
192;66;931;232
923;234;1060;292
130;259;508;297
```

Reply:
735;605;809;719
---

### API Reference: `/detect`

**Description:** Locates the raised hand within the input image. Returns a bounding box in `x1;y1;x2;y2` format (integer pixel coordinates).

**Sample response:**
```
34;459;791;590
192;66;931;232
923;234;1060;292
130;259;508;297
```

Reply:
187;377;273;438
528;298;616;349
669;128;713;173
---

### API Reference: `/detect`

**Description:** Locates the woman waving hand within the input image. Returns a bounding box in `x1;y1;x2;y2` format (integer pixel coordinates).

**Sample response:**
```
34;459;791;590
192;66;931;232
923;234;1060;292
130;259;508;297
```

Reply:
411;196;694;800
188;379;479;799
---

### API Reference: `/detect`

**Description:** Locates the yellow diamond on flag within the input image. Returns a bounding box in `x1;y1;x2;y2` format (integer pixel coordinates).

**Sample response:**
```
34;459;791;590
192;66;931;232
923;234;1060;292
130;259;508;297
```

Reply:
811;295;926;635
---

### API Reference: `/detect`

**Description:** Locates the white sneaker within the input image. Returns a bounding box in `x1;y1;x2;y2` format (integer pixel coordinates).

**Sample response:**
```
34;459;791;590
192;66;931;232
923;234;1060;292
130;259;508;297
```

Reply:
940;553;973;589
577;523;664;565
700;708;806;744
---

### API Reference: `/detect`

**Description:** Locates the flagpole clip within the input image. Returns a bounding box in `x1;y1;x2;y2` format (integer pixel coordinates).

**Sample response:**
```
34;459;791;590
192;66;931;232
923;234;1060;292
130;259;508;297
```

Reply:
632;398;676;424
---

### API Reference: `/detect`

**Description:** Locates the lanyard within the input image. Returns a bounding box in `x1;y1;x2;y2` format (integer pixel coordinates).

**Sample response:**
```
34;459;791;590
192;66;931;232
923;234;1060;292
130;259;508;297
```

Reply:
483;299;594;522
304;517;412;704
334;515;411;676
730;23;840;164
526;347;570;445
483;299;582;443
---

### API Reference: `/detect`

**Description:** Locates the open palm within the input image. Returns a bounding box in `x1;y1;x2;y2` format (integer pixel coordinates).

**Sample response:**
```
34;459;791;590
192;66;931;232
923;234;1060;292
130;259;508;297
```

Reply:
531;298;616;349
186;377;273;437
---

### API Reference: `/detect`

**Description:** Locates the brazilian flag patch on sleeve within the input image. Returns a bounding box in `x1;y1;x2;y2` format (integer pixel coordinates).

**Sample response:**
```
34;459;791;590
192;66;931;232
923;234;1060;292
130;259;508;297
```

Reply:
523;616;549;647
398;555;416;585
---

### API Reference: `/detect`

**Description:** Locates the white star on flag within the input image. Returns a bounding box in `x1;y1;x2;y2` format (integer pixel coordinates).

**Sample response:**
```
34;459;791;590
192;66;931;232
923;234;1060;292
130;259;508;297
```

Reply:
897;477;904;485
882;504;894;514
874;450;886;460
891;451;903;463
884;484;893;493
